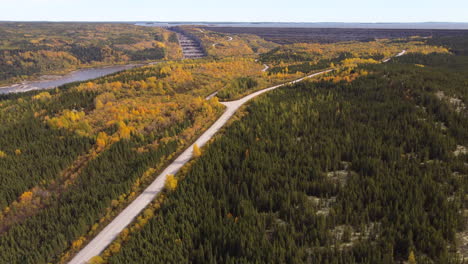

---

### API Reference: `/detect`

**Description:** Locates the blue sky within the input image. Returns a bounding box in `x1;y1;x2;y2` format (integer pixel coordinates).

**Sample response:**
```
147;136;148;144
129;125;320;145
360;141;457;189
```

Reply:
1;0;467;22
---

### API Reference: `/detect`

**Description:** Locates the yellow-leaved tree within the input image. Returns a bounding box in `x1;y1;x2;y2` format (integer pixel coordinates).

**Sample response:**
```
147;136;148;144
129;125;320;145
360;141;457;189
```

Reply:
87;256;105;264
117;121;132;140
19;191;33;203
193;143;201;157
165;174;178;191
408;250;417;264
96;132;109;150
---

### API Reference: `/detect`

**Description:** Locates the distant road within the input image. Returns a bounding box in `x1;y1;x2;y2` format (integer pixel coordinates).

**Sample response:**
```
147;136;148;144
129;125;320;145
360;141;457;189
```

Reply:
211;36;233;48
205;91;219;100
382;50;406;63
68;69;332;264
383;50;406;62
396;50;407;57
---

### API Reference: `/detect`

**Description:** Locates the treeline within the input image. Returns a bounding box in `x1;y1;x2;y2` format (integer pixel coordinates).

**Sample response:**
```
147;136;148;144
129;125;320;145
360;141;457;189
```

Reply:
70;44;166;62
0;114;92;209
0;50;80;83
0;45;165;84
267;52;386;75
427;36;468;56
0;22;180;84
268;59;330;74
108;61;467;263
260;46;316;62
186;27;279;58
0;117;194;263
217;77;258;99
393;36;468;75
0;88;97;209
0;56;226;263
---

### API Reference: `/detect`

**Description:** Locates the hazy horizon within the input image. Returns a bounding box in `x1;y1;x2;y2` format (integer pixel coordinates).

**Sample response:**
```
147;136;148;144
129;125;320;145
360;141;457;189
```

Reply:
142;22;468;30
1;0;468;23
2;21;468;30
1;21;468;23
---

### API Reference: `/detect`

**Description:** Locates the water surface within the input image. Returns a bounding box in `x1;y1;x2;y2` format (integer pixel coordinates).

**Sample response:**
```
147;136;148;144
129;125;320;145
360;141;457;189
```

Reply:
0;64;139;94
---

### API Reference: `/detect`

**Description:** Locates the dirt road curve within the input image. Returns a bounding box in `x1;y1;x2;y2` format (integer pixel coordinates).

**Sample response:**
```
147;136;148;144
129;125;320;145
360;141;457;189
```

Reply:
383;49;406;62
68;69;332;264
205;91;219;100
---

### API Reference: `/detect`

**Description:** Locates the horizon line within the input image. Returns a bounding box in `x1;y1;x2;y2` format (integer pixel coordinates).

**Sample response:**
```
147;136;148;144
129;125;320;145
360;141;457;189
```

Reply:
1;21;468;23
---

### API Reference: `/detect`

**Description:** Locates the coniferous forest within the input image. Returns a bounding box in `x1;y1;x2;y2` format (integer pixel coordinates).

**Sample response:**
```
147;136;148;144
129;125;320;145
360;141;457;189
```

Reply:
0;24;467;264
107;38;468;264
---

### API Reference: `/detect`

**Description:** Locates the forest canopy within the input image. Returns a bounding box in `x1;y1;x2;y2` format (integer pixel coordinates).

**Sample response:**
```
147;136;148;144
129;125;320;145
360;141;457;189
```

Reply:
0;22;182;85
0;26;466;264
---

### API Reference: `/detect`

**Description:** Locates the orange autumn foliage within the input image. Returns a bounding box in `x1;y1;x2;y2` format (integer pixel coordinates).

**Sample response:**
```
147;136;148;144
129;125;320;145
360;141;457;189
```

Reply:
19;191;33;203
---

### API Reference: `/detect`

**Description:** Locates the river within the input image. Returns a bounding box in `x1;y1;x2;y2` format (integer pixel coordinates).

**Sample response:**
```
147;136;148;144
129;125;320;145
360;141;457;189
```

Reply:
0;64;141;94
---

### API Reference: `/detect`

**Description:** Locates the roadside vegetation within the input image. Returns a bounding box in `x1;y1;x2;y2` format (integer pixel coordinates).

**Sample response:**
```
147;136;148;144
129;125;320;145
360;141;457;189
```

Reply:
0;55;321;263
105;37;467;263
183;27;449;100
259;38;448;75
0;59;229;263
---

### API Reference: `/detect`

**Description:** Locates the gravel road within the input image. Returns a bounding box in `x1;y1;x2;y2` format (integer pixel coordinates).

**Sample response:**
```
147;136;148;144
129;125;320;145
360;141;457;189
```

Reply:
68;69;332;264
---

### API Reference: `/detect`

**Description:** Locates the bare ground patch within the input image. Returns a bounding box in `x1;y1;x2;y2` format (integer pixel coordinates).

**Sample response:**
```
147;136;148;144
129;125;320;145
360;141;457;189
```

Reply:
454;145;468;157
436;91;466;113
